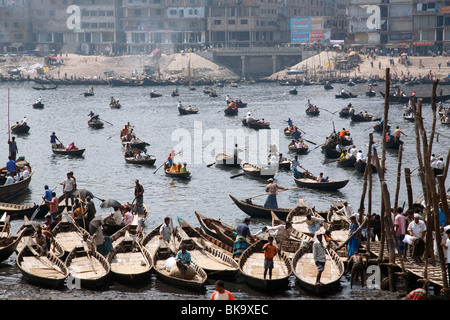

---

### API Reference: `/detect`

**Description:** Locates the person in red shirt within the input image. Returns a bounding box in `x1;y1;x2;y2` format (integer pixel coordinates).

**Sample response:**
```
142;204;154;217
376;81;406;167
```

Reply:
211;280;235;300
262;236;278;280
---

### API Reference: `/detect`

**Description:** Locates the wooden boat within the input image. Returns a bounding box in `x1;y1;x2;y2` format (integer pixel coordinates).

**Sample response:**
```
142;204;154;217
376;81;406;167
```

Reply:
305;107;320;116
293;172;349;191
279;160;291;170
16;244;69;288
379;91;450;104
373;122;390;132
109;215;145;248
286;204;328;237
403;111;415;122
84;92;94;97
178;106;199;115
150;91;162;98
195;211;236;248
87;119;104;129
109;102;121;109
140;223;165;258
177;219;239;278
243;118;271;130
351;112;373;122
11;122;30;134
288;141;309;154
242;162;276;179
122;139;150;150
335;92;357;99
32;101;44;109
338;108;350;118
0;227;26;263
234;101;248;108
32;85;58;90
229;194;291;221
289;88;298;95
292;240;344;295
209;91;218;97
230;82;239;87
51;144;85;156
163;162;191;180
0;202;43;220
354;159;377;174
336;154;356;168
441;116;450;125
152;245;207;291
0;160;33;202
284;126;299;137
224;107;239;116
52;215;91;257
107;231;153;284
0;213;10;238
124;155;156;166
215;153;242;167
365;90;376;97
177;216;234;256
65;245;111;289
238;239;292;291
324;84;333;90
386;138;404;150
171;90;180;97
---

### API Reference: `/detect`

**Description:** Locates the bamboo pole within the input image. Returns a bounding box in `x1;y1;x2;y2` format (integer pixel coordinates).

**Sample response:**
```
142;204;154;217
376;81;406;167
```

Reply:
404;168;414;211
436;175;449;300
394;144;403;210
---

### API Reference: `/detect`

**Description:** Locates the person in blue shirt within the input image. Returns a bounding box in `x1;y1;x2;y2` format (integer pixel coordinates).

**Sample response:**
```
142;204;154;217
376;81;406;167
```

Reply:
43;185;52;202
175;245;191;272
6;156;16;174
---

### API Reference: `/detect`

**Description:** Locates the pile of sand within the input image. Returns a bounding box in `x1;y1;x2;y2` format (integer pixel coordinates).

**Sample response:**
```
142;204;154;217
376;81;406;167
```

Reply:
0;52;239;81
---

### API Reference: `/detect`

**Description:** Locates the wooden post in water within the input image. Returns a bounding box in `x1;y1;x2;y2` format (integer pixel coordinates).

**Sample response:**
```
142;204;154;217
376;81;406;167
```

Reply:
404;168;414;211
394;144;403;210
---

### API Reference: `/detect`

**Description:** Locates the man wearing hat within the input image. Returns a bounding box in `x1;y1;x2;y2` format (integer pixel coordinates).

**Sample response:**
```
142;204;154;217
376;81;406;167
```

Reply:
264;178;287;210
407;213;427;262
313;232;326;285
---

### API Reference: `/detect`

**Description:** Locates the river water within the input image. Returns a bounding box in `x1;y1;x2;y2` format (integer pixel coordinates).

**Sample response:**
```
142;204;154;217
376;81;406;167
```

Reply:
0;80;448;301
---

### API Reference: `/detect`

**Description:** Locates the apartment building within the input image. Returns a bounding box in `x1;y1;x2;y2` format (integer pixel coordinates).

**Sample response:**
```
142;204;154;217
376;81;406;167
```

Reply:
0;0;32;52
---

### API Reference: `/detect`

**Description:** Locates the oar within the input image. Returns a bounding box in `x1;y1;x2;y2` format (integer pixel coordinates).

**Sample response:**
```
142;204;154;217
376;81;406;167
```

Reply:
323;158;339;164
207;162;216;167
314;143;324;150
107;131;121;140
244;187;300;201
1;215;10;236
321;108;334;114
31;186;58;220
230;172;245;179
303;138;317;145
26;244;65;274
153;162;165;174
100;118;113;126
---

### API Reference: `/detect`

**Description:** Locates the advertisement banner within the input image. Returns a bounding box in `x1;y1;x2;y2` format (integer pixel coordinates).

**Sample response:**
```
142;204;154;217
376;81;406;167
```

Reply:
291;31;310;43
438;6;450;13
311;18;324;30
310;30;323;42
290;17;311;30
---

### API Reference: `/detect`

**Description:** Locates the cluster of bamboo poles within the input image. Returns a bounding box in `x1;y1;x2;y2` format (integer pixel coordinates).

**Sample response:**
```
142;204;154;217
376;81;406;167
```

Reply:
333;68;450;299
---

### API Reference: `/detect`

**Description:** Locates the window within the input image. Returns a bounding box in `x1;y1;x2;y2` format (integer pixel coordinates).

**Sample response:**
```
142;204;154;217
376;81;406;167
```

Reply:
214;20;221;25
240;19;248;24
228;19;235;24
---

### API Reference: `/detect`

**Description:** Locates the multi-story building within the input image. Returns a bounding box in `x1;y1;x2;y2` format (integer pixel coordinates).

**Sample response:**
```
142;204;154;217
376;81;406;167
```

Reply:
122;0;207;54
207;0;290;48
0;0;32;53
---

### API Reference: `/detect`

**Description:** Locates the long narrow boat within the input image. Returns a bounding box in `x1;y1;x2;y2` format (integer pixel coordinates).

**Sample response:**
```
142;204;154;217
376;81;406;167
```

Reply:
141;223;165;258
107;231;153;284
177;216;234;256
286;204;329;238
385;139;404;150
354;159;377;174
351;112;373;122
16;244;69;289
163;162;191;180
0;228;26;263
293;172;349;191
288;141;309;155
194;211;236;247
238;239;292;291
152;245;207;291
215;153;242;167
109;215;145;248
124;156;156;166
242;162;276;179
177;222;239;279
379;91;450;104
121;139;150;150
292;240;344;295
0;160;33;202
229;194;291;221
65;245;111;289
178;106;199;115
0;202;44;220
52;215;91;257
51;145;85;156
0;213;10;238
87;119;104;129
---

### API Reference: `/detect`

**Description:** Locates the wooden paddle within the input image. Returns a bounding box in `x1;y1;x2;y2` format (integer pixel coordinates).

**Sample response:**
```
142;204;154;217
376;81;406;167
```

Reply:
100;118;113;126
207;162;216;167
303;138;317;145
153;162;165;174
230;172;245;179
26;244;65;274
244;187;300;201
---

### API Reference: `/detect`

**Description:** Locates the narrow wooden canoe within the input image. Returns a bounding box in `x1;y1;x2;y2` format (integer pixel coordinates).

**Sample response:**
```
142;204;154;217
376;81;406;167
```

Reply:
238;239;292;291
229;194;291;221
292;240;344;295
351;113;373;122
121;140;150;150
215;153;242;167
32;102;44;109
354;159;377;174
242;162;276;179
288;141;309;155
124;156;156;166
52;215;91;257
65;245;111;289
87;119;104;129
194;211;236;247
0;228;26;263
293;173;349;191
286;205;328;238
109;215;145;248
11;123;30;134
52;146;85;156
16;244;69;289
0;202;43;220
177;216;234;256
107;231;153;283
0;161;33;202
178;107;199;115
152;245;207;291
177;223;239;278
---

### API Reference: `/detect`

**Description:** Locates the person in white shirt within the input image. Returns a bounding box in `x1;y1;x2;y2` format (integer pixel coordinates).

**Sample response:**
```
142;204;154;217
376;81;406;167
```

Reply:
336;201;355;220
4;173;14;185
265;222;293;243
62;172;75;208
356;150;366;162
294;214;324;234
407;214;427;262
111;206;123;225
313;232;326;285
159;216;174;243
440;229;450;282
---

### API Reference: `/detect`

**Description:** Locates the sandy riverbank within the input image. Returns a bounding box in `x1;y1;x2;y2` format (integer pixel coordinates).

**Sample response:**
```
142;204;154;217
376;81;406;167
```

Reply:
269;51;450;81
0;52;240;81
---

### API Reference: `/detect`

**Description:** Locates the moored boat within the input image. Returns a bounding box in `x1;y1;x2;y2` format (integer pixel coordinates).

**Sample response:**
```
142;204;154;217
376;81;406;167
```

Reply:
194;211;236;248
293;172;349;191
0;159;33;202
242;162;277;179
0;227;26;263
229;194;291;221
